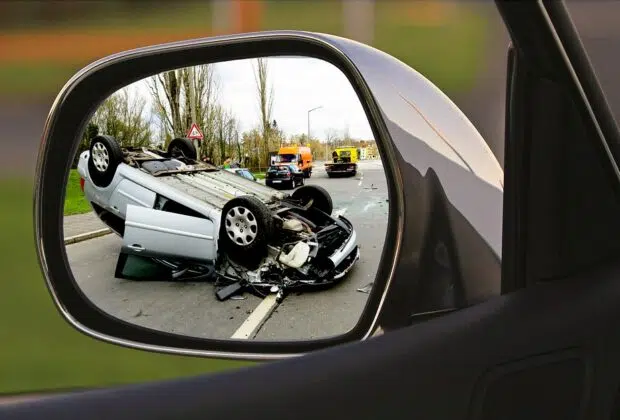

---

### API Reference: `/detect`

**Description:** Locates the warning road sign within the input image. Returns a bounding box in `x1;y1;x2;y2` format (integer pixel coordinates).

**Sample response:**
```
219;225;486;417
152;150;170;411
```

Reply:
187;123;204;140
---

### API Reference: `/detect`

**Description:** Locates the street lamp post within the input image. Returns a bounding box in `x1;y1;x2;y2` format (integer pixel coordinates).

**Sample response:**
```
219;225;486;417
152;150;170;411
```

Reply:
307;105;323;144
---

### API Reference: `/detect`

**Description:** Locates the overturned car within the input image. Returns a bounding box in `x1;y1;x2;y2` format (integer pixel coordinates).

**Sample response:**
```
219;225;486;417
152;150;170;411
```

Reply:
76;135;360;301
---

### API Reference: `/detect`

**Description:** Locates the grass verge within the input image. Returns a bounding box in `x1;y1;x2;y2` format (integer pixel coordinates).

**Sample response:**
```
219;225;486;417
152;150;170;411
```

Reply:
63;169;91;216
0;178;254;394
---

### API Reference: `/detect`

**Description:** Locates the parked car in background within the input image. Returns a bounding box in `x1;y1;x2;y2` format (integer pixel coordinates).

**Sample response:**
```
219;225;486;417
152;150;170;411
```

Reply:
265;164;305;189
225;167;257;182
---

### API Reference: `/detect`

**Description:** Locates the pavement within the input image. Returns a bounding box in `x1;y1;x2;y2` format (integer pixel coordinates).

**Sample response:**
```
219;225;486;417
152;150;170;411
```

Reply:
63;160;389;341
63;212;108;238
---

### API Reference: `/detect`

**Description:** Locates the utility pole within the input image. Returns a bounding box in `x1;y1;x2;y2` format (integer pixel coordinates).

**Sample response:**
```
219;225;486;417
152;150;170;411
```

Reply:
187;66;201;157
307;105;323;144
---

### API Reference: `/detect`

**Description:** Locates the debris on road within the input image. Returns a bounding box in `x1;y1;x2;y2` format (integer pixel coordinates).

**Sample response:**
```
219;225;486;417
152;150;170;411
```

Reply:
357;282;373;294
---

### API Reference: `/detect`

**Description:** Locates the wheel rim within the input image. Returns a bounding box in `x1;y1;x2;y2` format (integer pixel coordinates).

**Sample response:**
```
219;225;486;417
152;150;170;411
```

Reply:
225;206;258;246
91;142;109;173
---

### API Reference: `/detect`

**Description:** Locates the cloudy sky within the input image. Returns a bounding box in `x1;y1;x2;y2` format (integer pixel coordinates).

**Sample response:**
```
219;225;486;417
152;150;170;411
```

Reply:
125;56;375;142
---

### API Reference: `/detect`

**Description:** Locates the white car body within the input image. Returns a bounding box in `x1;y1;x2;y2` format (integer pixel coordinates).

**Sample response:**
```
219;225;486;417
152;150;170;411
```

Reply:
76;149;359;277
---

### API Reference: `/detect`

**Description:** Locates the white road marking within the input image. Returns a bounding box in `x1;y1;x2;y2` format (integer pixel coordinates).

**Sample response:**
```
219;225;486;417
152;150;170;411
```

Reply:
231;293;280;340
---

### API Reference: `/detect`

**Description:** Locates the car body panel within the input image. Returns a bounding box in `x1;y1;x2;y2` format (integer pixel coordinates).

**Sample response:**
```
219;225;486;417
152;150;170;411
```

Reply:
123;204;217;263
108;179;158;216
297;33;504;322
77;151;285;220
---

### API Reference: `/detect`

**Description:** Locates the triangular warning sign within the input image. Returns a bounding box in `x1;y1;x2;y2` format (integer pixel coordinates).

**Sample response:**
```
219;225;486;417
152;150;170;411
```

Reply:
187;123;204;140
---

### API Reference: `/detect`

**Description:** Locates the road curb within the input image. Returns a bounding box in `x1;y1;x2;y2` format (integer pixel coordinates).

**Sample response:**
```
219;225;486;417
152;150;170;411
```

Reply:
64;228;112;245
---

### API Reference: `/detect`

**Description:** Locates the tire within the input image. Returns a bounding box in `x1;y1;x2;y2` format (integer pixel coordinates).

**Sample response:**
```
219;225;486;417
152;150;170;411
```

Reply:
291;185;333;215
168;137;197;160
299;177;305;186
87;135;123;188
219;196;273;265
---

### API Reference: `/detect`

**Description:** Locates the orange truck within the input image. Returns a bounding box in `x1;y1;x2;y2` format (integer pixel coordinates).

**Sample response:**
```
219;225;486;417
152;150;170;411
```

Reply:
275;145;313;178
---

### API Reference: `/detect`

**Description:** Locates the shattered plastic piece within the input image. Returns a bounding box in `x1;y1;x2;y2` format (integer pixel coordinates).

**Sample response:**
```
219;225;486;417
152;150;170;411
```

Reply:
270;285;279;293
357;282;374;294
230;295;246;300
278;242;311;268
247;270;261;284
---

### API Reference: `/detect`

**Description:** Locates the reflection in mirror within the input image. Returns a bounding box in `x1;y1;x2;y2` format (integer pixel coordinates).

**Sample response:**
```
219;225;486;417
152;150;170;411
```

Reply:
63;56;388;342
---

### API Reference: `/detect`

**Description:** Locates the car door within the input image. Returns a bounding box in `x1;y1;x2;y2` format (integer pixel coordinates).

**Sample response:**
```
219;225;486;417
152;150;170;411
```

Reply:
8;1;620;419
122;204;217;263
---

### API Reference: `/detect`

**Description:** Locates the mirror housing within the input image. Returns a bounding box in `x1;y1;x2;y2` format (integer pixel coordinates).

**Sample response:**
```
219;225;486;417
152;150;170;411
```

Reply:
35;30;503;360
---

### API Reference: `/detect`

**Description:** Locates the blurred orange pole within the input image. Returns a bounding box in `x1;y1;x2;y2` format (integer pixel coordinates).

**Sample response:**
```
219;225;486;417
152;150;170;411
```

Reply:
231;0;264;33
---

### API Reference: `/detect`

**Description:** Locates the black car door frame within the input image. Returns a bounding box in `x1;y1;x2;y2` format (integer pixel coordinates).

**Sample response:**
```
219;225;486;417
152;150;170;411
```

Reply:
5;1;620;419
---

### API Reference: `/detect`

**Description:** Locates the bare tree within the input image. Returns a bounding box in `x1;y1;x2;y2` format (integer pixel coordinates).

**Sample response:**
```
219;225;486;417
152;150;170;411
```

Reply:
147;64;219;154
253;58;275;163
208;105;242;165
325;128;340;146
241;128;263;170
90;87;152;148
341;124;352;147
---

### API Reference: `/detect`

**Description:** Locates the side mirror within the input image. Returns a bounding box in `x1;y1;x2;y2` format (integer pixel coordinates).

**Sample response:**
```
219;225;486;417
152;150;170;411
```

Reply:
36;30;503;360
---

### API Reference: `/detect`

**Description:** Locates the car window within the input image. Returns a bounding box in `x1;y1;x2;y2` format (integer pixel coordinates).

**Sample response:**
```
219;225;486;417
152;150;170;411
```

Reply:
268;166;285;173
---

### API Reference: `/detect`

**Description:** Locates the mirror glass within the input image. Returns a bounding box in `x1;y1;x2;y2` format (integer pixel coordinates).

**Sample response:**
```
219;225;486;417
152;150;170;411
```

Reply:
62;56;389;341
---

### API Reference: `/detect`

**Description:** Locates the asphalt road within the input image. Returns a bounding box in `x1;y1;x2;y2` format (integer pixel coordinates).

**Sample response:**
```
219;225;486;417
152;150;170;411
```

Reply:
65;160;389;341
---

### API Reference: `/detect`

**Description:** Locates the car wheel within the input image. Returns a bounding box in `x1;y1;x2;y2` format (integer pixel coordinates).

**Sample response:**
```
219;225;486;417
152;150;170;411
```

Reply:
87;135;124;188
291;184;333;215
299;177;305;186
168;137;197;160
220;196;273;265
